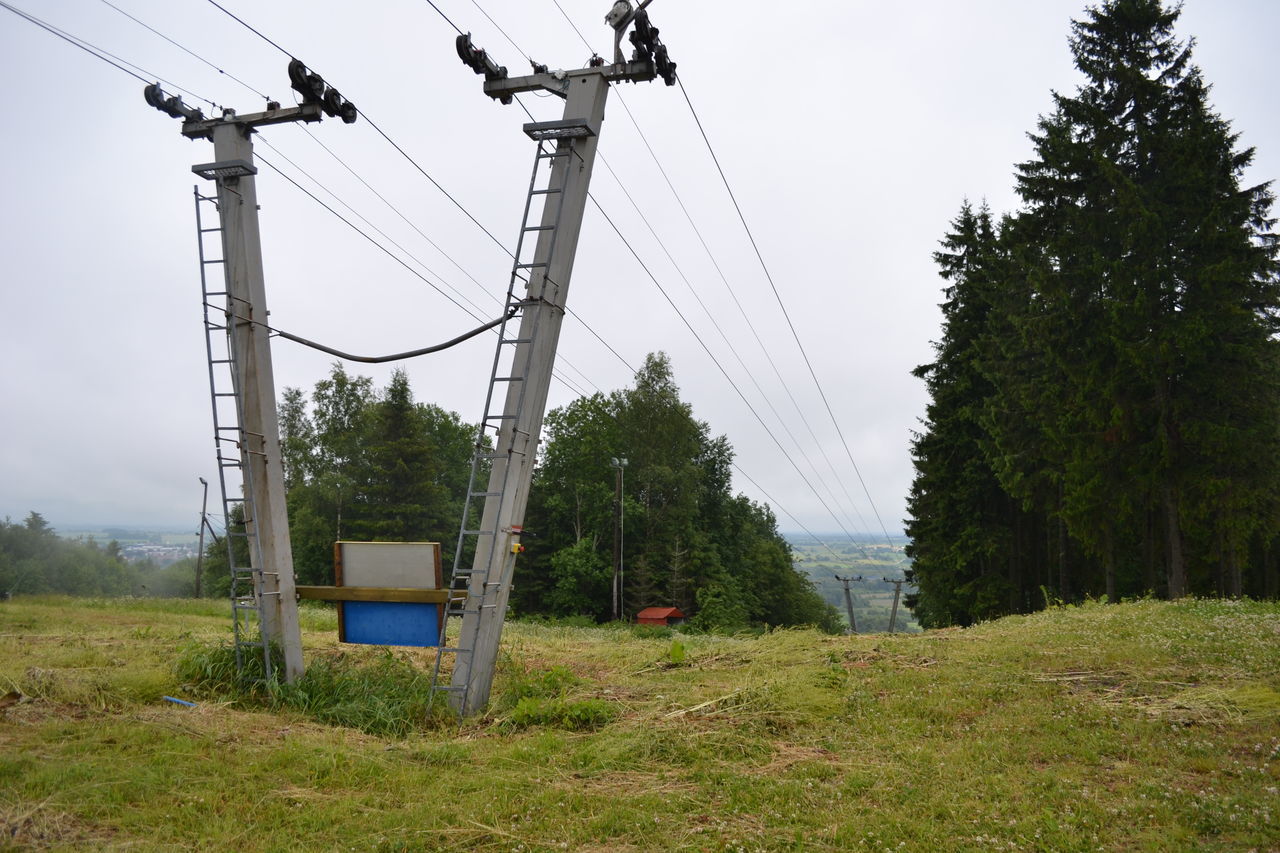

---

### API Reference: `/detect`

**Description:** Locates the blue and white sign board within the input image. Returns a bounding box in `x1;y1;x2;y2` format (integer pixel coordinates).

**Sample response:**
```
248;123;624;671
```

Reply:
335;541;442;647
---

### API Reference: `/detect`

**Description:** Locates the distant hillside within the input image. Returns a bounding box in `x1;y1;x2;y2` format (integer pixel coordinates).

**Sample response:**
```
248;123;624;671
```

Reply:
786;534;919;632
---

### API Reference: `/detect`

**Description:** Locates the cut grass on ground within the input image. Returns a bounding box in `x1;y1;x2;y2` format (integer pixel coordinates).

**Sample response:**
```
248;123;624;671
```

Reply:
1;595;1277;851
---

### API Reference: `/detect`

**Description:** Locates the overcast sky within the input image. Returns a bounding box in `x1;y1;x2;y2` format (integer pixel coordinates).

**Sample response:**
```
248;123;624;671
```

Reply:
1;0;1277;542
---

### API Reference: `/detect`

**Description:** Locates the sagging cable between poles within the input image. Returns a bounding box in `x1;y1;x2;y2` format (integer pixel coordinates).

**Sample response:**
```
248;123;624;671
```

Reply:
247;307;517;364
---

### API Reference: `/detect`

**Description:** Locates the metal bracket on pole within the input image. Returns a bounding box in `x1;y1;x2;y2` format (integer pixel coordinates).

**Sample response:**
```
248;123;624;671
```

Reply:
483;61;657;102
181;103;323;140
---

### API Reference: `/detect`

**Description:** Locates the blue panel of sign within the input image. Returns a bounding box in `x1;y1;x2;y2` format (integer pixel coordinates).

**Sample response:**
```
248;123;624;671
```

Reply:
342;601;439;647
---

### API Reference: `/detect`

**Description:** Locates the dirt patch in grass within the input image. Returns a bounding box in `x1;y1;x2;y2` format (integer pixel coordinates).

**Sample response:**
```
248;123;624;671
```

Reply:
750;742;843;776
0;799;116;850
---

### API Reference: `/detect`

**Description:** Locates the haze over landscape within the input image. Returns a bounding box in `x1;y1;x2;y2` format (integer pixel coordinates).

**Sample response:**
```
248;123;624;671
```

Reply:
1;0;1277;539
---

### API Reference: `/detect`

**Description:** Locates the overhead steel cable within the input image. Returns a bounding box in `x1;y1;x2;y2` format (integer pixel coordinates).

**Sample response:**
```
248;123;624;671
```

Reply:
588;195;870;553
607;93;877;536
266;310;514;364
5;0;595;412
731;464;849;564
421;0;465;35
358;112;516;260
255;137;493;319
64;0;593;393
518;0;879;551
469;0;532;65
676;77;899;548
416;0;642;378
553;0;895;547
254;150;594;397
192;0;630;394
551;0;598;56
98;0;270;101
199;0;514;262
267;134;605;395
300;127;497;303
0;0;217;107
594;152;874;541
202;0;874;548
196;0;843;556
257;152;491;322
202;0;293;59
546;0;876;540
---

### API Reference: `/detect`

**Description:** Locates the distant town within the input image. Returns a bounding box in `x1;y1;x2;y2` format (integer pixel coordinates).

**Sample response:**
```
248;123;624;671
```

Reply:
59;526;201;567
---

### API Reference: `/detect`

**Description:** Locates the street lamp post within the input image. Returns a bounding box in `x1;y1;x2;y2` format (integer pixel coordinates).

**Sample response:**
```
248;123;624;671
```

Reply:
610;457;628;621
195;477;209;599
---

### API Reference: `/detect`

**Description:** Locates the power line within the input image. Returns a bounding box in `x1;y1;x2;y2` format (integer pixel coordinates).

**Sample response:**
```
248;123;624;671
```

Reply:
298;128;494;307
200;0;516;260
256;137;491;318
267;310;513;364
254;146;597;399
97;0;270;101
595;151;872;539
301;125;638;379
526;0;878;547
731;464;848;564
201;0;871;546
402;3;642;379
257;152;488;321
421;0;464;36
607;91;875;535
187;0;619;394
676;77;899;547
551;0;598;56
59;0;589;395
588;194;869;551
0;0;216;106
360;113;516;260
547;0;876;537
202;0;293;58
469;0;532;66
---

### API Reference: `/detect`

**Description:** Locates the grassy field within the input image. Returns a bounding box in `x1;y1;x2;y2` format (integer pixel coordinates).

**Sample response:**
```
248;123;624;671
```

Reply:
1;596;1277;852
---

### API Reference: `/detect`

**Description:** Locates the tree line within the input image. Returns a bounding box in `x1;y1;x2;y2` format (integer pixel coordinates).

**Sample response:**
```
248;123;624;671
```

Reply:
906;0;1280;628
0;512;195;598
515;353;840;631
225;354;840;632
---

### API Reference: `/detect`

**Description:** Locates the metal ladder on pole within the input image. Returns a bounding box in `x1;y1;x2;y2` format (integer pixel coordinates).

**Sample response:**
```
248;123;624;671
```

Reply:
193;187;274;683
429;139;576;711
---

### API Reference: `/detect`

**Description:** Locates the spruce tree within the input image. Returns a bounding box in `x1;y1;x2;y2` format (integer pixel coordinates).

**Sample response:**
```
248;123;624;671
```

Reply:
1011;0;1279;598
908;0;1279;622
906;204;1032;626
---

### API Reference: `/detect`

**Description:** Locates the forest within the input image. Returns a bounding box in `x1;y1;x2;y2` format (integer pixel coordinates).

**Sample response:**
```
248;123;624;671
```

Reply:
5;353;838;634
906;0;1280;628
200;351;841;633
0;512;194;598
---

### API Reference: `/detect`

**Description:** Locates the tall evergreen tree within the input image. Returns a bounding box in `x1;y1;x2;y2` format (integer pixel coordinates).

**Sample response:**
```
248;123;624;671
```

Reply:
518;352;838;631
906;204;1042;626
349;369;438;542
1011;0;1280;599
275;365;476;584
909;0;1280;625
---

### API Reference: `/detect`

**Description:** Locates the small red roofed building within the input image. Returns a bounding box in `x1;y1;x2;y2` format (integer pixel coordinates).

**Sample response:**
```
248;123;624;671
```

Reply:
635;606;686;627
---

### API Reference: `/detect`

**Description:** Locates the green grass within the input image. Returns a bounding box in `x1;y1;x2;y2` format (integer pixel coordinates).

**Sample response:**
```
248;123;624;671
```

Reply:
1;596;1277;851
